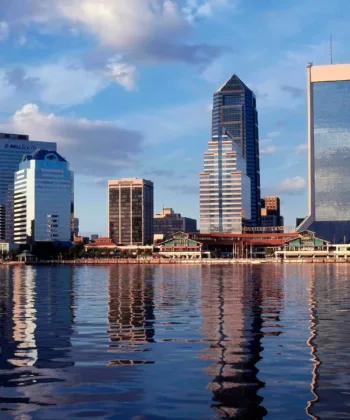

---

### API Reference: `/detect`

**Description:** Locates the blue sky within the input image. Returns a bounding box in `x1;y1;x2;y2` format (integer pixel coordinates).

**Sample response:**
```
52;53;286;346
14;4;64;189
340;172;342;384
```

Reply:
1;0;350;236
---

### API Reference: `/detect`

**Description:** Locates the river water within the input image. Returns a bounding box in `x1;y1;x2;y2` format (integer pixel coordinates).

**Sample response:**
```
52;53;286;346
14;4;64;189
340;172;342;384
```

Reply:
0;264;350;419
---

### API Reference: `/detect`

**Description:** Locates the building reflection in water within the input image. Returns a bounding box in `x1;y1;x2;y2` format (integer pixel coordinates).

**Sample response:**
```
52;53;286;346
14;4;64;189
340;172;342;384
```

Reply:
8;265;37;367
200;264;284;419
107;265;155;365
306;264;350;420
0;265;75;409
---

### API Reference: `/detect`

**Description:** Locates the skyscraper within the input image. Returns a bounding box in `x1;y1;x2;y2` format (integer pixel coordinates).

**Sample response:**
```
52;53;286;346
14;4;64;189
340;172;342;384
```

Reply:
212;75;261;226
297;64;350;242
0;133;56;241
200;134;251;233
13;150;73;244
108;178;154;245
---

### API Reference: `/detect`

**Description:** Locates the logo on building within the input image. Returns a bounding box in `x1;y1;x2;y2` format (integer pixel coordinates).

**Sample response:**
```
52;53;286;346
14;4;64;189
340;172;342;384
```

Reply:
4;144;37;150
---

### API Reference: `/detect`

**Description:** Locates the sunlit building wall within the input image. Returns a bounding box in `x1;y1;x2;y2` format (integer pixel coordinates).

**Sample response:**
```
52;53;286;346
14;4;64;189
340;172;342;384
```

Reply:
108;178;154;245
298;64;350;242
13;150;73;244
200;134;251;233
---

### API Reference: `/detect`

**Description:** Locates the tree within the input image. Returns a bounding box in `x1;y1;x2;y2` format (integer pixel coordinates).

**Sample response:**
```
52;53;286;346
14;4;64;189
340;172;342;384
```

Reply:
212;249;221;259
144;249;153;257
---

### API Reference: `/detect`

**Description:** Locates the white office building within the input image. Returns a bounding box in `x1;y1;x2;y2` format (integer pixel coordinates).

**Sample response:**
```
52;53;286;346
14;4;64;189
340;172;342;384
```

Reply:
0;133;56;241
14;150;73;244
200;134;251;233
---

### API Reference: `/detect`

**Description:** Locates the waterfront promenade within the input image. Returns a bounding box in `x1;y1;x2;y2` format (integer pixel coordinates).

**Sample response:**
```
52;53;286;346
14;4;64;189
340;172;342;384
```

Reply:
3;257;350;265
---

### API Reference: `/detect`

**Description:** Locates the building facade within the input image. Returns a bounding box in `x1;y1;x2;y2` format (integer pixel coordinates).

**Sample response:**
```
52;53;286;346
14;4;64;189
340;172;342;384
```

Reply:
212;75;261;226
108;178;154;245
200;134;251;233
73;217;79;236
0;133;57;241
153;207;197;240
13;150;73;244
0;205;5;240
297;64;350;242
261;196;284;229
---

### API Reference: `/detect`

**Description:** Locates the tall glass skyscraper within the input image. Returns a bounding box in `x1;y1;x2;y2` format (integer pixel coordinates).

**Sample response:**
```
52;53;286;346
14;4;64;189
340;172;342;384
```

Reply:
0;133;56;241
297;64;350;243
212;75;261;226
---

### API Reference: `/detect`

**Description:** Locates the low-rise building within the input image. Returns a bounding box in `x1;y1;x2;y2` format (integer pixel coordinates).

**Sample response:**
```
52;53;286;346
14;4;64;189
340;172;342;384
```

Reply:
159;230;329;259
159;232;203;259
261;196;284;229
154;207;197;240
0;241;18;254
84;237;116;251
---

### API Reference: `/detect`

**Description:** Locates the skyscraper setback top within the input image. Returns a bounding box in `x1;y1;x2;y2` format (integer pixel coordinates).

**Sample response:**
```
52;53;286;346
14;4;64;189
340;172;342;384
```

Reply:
211;74;261;226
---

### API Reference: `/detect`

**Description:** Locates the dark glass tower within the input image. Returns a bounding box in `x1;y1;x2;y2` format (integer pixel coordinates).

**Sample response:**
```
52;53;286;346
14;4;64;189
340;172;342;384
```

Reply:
212;75;261;226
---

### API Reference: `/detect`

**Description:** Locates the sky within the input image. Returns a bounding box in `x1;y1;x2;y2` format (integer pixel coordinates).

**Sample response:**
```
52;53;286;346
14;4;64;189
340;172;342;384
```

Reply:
1;0;350;236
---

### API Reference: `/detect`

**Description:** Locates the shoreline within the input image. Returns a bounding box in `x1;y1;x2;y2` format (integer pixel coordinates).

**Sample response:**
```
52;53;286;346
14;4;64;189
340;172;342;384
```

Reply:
2;258;350;266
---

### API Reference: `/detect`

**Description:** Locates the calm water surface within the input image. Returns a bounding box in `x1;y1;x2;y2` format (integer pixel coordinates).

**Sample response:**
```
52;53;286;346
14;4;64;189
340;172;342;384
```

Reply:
1;264;350;419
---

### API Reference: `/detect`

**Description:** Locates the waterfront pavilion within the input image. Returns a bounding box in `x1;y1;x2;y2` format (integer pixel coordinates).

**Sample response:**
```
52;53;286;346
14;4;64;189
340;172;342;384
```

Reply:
159;232;203;259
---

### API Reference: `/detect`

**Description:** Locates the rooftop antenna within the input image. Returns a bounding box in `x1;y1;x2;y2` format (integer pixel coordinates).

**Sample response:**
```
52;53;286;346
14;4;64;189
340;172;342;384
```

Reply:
330;34;333;64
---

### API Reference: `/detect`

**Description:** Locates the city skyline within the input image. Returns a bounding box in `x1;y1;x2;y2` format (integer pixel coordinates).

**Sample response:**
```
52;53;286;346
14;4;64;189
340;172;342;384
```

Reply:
1;1;350;236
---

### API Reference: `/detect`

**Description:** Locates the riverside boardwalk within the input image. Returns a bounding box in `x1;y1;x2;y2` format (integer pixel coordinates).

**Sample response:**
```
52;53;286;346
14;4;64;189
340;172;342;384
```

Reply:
3;258;350;265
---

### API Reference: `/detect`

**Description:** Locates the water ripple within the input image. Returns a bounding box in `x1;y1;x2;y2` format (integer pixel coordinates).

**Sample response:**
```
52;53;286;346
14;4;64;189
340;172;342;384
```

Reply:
1;264;350;419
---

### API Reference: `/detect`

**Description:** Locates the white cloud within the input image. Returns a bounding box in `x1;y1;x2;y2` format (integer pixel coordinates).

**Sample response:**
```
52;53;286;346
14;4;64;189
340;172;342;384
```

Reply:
296;143;308;153
266;130;280;139
106;61;138;92
0;21;9;42
261;145;278;155
17;35;28;46
29;62;106;106
0;103;143;176
184;0;236;20
1;0;224;66
260;130;280;145
275;176;306;195
260;130;280;151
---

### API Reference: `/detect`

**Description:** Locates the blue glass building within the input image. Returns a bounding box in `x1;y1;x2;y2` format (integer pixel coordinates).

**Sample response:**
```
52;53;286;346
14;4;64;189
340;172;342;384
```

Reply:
212;75;261;226
297;64;350;243
0;133;57;241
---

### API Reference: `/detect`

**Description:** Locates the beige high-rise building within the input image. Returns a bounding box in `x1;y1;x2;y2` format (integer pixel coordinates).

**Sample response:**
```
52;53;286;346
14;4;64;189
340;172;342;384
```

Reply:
108;178;154;245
